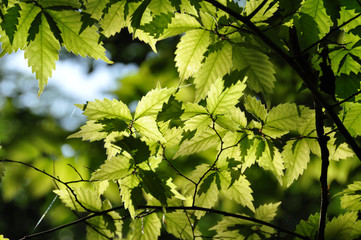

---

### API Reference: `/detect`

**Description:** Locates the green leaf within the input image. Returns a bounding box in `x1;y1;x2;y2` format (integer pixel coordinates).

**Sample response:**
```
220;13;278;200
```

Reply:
266;103;304;131
210;217;248;240
68;120;107;141
325;212;358;240
114;136;150;165
194;41;233;102
54;187;102;212
184;114;212;133
257;140;284;184
131;213;161;240
156;96;184;124
282;139;310;187
80;0;110;33
295;213;319;239
100;0;126;37
343;103;361;136
134;87;175;119
159;12;202;39
339;181;361;211
24;13;60;95
133;116;165;142
245;0;278;24
162;212;197;239
219;171;255;212
37;0;81;8
181;102;208;119
119;174;144;218
91;155;133;181
86;211;122;240
244;95;267;122
83;98;132;121
47;10;112;63
338;7;361;32
175;127;224;158
174;29;210;80
254;202;281;222
0;2;41;55
299;0;332;39
233;46;276;95
148;0;175;14
335;74;361;100
207;78;246;116
139;169;167;205
142;12;173;38
97;118;128;133
1;3;20;44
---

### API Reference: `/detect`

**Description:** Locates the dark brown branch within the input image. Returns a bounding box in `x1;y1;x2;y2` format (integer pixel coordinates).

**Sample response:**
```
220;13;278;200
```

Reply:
0;159;96;213
314;101;330;240
204;0;361;161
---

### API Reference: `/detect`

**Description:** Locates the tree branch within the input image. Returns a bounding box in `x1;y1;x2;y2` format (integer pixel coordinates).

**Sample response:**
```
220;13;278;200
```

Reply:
140;205;310;240
204;0;361;161
246;0;269;20
0;159;97;213
314;101;330;240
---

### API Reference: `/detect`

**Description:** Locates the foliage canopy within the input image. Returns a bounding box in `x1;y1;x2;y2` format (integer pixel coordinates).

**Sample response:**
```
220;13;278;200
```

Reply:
1;0;361;239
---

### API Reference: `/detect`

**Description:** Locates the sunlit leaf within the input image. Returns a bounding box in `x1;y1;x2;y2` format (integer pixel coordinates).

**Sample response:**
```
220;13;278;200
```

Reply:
68;120;107;141
325;212;358;240
130;213;161;240
91;155;133;181
83;98;132;121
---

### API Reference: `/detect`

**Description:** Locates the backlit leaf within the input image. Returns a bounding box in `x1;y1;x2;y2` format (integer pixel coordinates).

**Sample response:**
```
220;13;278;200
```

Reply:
133;116;165;143
83;98;132;121
343;103;361;136
175;29;210;80
68;120;107;141
131;213;161;240
194;41;233;102
100;0;126;37
244;95;267;122
24;13;60;95
91;155;133;181
325;212;358;240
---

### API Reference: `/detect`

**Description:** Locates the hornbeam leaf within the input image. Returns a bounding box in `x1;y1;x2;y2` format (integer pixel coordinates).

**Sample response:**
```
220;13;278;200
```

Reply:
54;187;102;212
233;46;275;95
174;127;224;158
207;78;246;115
339;181;361;211
133;116;165;143
343;103;361;136
219;171;255;212
257;140;284;184
282;139;310;187
244;95;267;122
47;10;112;63
68;120;107;141
184;114;212;133
194;172;220;218
134;87;175;119
91;155;133;181
255;202;281;222
114;136;151;164
194;41;233;102
300;0;332;39
245;0;278;24
148;0;175;14
131;213;161;240
181;102;208;119
175;29;210;80
80;0;110;33
295;213;319;239
24;13;60;95
100;0;126;37
159;12;202;39
266;103;303;131
37;0;81;8
1;3;20;44
325;212;358;240
86;213;122;239
162;212;198;239
338;7;361;32
119;174;143;218
83;98;132;121
139;169;167;205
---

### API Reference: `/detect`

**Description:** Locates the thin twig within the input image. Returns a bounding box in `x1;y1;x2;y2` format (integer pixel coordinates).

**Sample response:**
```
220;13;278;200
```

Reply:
67;163;84;180
333;89;361;107
0;159;96;213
